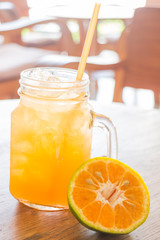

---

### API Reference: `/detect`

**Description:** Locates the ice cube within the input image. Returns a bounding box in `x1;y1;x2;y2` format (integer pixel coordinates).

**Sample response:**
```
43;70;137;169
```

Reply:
28;68;61;82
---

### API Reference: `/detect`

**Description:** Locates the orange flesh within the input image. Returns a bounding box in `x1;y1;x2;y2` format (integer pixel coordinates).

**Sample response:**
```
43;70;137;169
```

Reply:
71;160;148;230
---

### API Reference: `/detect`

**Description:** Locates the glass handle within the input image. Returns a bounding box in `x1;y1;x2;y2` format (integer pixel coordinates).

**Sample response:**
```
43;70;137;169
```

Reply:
91;111;118;159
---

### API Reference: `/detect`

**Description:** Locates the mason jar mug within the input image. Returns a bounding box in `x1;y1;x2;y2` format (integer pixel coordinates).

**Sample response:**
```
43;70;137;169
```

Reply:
10;67;118;211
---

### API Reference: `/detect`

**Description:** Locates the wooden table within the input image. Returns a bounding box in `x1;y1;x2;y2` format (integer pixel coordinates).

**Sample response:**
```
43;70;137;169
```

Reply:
0;99;160;240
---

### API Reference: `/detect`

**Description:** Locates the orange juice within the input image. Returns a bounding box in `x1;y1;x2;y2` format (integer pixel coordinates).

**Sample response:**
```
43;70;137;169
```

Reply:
10;68;92;210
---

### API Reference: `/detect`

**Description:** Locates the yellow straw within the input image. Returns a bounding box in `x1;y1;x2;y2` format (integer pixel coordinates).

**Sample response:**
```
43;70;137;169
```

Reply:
76;2;101;81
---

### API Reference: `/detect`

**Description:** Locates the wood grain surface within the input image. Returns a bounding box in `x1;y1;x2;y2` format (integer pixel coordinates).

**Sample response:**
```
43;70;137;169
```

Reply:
0;99;160;240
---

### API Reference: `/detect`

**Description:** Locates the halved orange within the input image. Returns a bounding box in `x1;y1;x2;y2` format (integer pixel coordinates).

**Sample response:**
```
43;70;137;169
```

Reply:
68;157;150;234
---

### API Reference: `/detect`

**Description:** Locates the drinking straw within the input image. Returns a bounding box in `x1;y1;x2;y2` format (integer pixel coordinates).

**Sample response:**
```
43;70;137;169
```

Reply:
76;2;101;81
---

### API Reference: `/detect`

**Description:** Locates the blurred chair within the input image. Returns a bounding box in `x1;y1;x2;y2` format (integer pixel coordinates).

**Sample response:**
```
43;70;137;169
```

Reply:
52;7;160;107
0;3;77;99
4;0;29;17
0;1;19;22
113;7;160;107
0;2;108;99
146;0;160;7
0;1;75;52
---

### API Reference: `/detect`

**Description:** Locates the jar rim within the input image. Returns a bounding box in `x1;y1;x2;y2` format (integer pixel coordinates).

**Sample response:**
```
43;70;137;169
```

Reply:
21;67;89;89
19;67;89;100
